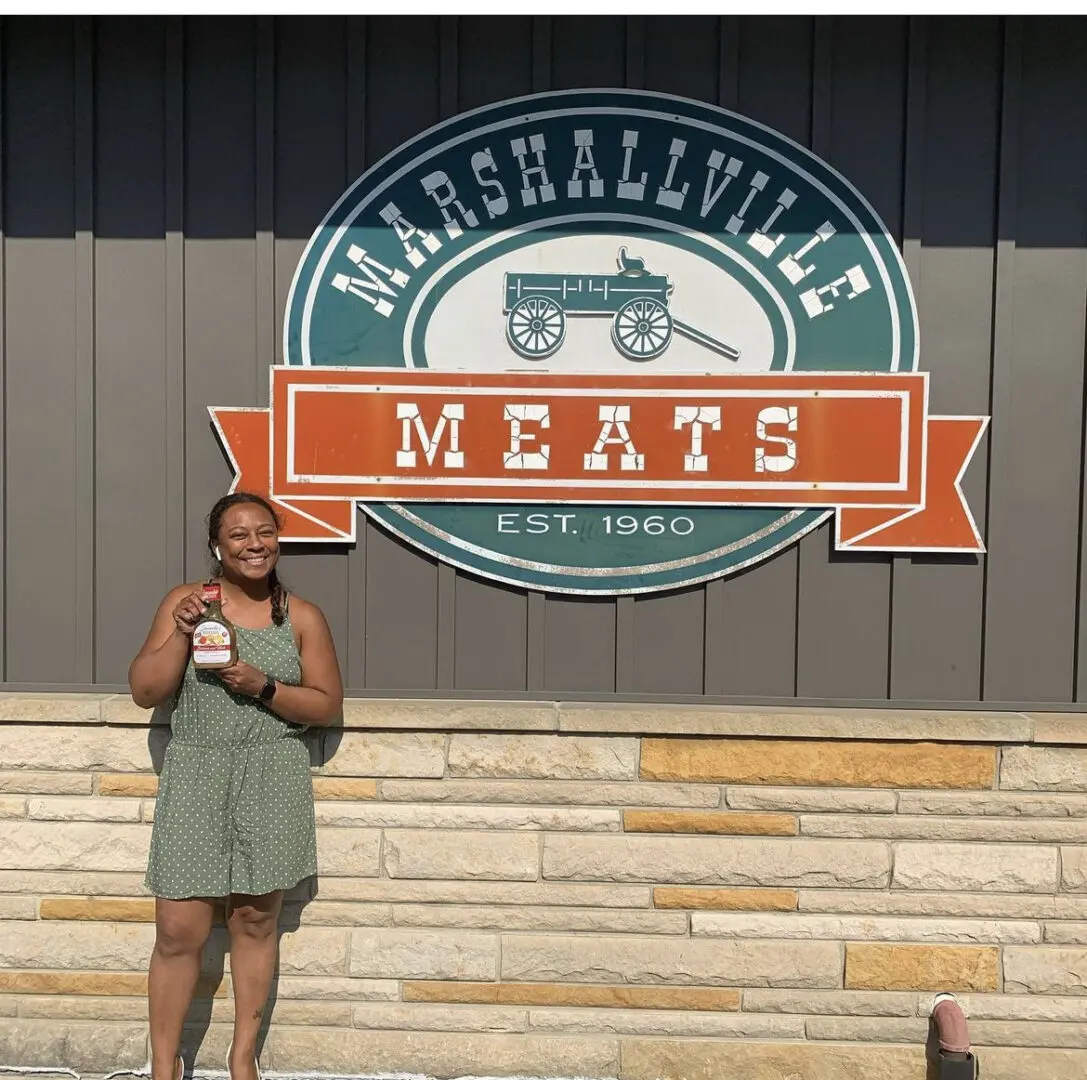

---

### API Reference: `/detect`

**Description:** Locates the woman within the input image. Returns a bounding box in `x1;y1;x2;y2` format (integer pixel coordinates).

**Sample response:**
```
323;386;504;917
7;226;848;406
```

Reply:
129;492;343;1080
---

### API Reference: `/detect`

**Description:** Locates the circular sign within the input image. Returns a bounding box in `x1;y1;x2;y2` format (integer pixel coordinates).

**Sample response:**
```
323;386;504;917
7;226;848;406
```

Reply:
284;89;918;593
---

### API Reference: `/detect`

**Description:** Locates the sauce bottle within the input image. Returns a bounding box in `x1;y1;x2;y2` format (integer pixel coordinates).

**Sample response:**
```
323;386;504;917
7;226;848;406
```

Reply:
191;581;238;669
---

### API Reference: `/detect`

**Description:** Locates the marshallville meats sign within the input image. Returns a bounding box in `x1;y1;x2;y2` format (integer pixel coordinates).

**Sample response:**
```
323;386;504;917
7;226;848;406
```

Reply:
212;90;988;594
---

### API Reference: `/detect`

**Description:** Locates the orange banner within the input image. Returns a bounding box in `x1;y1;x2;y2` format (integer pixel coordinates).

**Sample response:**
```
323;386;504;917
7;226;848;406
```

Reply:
210;367;987;552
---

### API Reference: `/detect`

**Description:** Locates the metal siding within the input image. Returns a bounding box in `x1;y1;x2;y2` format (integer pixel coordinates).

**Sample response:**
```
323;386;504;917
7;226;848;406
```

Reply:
447;16;536;693
344;15;369;691
458;17;534;112
985;17;1087;702
628;16;719;697
94;17;169;683
4;17;80;682
703;16;815;698
539;13;627;695
794;16;905;700
183;16;258;599
3;16;1087;708
357;15;442;692
889;16;1001;702
271;17;352;676
0;19;6;678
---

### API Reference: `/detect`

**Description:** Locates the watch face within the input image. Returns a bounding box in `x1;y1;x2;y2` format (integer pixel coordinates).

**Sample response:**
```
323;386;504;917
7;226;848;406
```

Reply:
260;678;275;701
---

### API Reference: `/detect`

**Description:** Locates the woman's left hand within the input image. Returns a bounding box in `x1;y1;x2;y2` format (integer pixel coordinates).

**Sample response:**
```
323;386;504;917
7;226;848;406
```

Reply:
217;661;267;698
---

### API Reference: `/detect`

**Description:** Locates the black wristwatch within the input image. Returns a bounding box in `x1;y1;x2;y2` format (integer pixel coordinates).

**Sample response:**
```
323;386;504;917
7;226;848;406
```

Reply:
258;675;277;702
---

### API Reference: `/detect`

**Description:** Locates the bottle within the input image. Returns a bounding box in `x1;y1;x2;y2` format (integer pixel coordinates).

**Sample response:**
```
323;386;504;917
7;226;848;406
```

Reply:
191;581;238;670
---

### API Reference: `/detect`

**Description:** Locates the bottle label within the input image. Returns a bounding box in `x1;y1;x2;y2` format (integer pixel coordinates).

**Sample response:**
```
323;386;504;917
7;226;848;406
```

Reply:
193;619;233;666
201;582;223;603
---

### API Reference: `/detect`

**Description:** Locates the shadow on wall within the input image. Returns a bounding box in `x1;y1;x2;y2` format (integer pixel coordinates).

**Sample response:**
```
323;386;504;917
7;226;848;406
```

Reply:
145;713;344;1068
4;15;1083;250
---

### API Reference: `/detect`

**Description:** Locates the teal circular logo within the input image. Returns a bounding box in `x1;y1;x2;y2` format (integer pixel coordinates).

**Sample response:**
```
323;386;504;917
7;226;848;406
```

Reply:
284;89;918;594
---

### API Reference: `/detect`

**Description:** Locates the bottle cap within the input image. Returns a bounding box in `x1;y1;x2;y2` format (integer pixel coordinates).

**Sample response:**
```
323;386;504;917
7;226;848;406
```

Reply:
201;582;222;603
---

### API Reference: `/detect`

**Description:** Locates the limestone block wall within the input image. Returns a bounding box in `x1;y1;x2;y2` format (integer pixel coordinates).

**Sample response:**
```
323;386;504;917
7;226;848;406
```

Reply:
2;697;1087;1078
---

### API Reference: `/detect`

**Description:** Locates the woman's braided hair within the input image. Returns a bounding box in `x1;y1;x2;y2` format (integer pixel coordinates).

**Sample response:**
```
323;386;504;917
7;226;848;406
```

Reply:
207;492;287;626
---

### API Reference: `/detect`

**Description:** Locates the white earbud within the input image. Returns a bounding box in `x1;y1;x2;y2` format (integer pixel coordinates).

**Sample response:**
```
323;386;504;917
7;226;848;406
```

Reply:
214;546;222;562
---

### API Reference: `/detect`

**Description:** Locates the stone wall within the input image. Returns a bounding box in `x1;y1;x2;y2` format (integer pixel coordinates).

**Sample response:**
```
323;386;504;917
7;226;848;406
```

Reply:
2;696;1087;1078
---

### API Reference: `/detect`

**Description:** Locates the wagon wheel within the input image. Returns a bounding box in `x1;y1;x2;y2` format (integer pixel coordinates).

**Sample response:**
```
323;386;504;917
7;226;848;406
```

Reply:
506;296;566;360
611;297;673;361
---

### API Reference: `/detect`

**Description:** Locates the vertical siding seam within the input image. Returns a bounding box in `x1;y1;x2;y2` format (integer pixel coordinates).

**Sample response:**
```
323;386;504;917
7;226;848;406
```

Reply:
254;15;275;394
434;15;458;692
526;17;551;687
1077;284;1087;701
890;15;928;700
981;15;1021;702
624;16;645;91
613;17;647;696
708;10;739;690
795;16;835;698
526;591;545;693
717;16;739;110
701;16;740;697
1075;27;1087;705
74;15;97;682
345;16;367;689
164;15;187;587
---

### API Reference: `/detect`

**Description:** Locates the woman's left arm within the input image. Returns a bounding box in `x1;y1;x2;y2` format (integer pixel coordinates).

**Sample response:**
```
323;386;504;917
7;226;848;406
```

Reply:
218;599;344;726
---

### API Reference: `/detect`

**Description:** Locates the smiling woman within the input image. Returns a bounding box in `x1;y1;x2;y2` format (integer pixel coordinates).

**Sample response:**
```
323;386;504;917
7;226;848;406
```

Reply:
126;491;344;1080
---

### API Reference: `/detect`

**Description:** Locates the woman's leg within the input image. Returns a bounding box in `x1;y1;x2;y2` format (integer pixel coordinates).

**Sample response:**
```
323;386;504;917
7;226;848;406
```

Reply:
226;891;283;1080
148;897;216;1080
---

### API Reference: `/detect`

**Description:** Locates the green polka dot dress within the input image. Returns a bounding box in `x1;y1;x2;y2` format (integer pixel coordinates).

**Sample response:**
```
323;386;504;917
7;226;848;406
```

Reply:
145;599;317;900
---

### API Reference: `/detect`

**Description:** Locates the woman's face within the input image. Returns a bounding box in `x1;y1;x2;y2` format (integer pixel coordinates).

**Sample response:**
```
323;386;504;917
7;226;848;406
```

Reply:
217;503;280;583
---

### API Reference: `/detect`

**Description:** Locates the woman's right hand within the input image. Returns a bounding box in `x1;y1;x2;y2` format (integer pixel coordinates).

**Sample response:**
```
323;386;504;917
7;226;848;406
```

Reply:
171;592;207;637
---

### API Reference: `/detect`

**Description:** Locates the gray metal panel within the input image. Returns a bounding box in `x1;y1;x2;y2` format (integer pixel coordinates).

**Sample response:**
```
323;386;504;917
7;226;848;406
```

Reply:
271;16;352;672
532;14;626;695
889;16;1001;701
632;589;706;696
344;16;369;691
0;18;6;678
458;16;534;112
447;17;536;694
794;16;906;700
623;19;720;696
3;17;80;682
94;17;170;683
163;17;187;597
704;16;814;697
643;15;720;102
544;597;616;693
364;531;438;691
183;17;258;578
454;576;527;692
986;17;1087;702
358;15;441;691
551;16;626;90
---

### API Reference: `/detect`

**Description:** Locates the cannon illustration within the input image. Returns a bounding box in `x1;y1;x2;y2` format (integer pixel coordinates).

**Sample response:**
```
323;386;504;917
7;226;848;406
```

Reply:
502;247;741;363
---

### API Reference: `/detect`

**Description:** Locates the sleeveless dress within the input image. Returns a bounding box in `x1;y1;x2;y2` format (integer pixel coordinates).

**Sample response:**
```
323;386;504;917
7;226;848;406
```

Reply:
144;599;318;900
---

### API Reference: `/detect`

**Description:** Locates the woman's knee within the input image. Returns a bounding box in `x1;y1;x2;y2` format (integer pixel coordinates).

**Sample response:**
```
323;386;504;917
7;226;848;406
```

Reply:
154;903;212;959
227;893;281;942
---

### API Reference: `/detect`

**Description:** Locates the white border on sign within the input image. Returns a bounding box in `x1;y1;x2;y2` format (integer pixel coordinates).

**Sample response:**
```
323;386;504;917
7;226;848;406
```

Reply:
283;382;913;493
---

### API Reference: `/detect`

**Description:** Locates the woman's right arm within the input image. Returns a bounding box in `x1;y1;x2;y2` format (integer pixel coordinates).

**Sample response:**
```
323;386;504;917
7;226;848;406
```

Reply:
128;585;205;709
